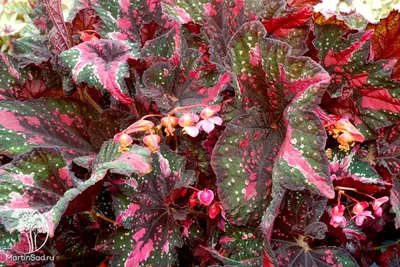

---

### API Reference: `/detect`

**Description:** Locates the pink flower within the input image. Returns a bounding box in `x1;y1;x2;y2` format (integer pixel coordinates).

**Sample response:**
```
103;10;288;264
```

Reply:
197;189;214;206
372;196;389;217
330;204;346;228
196;105;222;133
178;114;200;137
351;201;374;226
114;132;133;153
143;133;161;153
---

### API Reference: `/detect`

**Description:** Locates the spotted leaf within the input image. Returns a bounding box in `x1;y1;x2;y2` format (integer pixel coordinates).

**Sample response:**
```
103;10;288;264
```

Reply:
212;21;333;225
98;144;194;267
0;54;27;101
330;146;390;194
271;190;359;266
58;39;139;104
0;97;98;159
314;23;400;139
92;0;164;42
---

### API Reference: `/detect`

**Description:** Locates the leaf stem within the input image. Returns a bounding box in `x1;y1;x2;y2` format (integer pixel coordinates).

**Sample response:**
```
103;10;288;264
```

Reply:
128;102;139;118
95;212;116;225
169;104;207;116
83;88;103;114
188;186;200;192
373;239;400;250
335;186;375;200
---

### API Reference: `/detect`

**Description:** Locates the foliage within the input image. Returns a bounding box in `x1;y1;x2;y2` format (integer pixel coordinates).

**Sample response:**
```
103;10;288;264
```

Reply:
0;0;399;266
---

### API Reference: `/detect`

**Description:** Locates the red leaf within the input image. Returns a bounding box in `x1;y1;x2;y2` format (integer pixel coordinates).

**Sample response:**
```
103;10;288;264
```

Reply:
367;10;400;81
287;0;322;8
262;6;313;37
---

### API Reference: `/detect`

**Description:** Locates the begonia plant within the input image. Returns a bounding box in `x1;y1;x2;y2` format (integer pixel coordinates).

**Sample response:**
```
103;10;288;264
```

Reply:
0;0;400;266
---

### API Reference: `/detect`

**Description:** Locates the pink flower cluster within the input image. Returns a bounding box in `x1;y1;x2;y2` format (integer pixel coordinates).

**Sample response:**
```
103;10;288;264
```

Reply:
178;105;222;137
113;105;222;153
330;196;389;228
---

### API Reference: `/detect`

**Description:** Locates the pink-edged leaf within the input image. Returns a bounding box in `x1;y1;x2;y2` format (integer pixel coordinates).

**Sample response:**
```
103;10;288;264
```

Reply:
0;147;104;242
314;23;400;139
0;54;28;101
92;0;164;42
377;122;400;176
97;144;194;267
0;97;98;159
212;21;333;225
330;146;390;195
270;190;359;266
59;39;139;104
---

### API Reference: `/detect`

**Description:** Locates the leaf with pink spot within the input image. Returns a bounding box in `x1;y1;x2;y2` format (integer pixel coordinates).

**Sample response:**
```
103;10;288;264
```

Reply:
212;22;333;225
0;97;98;159
270;190;358;266
96;144;193;266
59;39;139;104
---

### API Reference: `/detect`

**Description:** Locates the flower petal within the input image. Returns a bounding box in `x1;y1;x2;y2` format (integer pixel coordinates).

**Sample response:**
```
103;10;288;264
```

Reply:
202;120;215;133
184;126;199;137
208;116;222;125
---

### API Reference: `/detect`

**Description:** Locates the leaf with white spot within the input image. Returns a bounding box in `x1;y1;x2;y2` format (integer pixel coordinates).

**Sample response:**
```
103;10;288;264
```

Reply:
58;39;139;104
212;21;333;225
0;97;98;159
270;190;359;266
314;23;400;139
98;144;194;267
